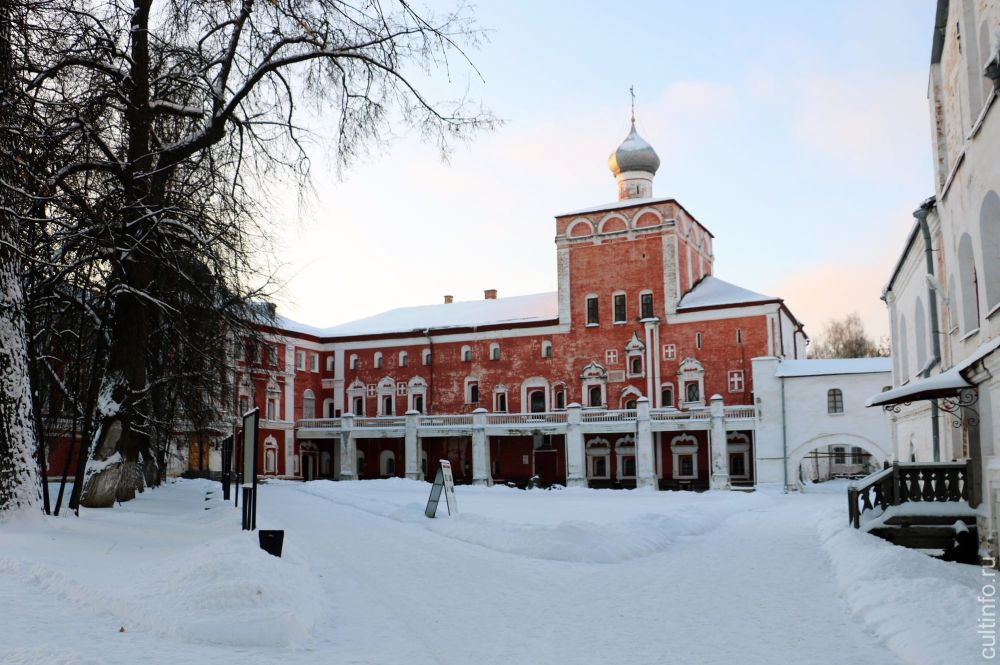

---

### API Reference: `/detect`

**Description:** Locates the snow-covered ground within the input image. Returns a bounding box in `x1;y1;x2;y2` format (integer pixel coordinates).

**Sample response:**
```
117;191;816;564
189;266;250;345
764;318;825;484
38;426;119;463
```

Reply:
0;479;986;664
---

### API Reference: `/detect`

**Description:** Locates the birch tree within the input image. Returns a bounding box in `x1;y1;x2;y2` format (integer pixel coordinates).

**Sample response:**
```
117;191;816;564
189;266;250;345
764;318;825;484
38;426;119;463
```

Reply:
12;0;494;507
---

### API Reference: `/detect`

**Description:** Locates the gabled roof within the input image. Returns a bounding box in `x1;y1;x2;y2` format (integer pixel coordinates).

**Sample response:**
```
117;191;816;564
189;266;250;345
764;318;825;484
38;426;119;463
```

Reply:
677;275;778;311
276;291;559;339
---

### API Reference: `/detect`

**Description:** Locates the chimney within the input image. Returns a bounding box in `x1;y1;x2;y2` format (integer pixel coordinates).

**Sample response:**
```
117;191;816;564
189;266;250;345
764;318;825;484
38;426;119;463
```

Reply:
444;295;454;304
484;289;497;300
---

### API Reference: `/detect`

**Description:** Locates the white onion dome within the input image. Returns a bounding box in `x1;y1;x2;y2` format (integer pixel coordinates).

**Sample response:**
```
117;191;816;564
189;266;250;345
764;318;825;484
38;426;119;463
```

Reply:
608;121;661;176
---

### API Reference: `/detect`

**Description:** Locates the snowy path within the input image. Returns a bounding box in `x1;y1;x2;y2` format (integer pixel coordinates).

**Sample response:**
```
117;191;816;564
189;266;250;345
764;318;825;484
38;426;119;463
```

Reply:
4;479;979;664
261;483;905;665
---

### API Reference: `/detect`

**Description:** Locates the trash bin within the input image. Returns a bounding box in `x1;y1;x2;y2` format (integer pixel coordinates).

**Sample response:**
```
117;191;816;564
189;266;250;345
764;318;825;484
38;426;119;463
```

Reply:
258;529;284;557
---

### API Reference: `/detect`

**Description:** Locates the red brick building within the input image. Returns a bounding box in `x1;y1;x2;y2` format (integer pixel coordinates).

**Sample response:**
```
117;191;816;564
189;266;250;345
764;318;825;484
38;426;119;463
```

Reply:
238;120;807;490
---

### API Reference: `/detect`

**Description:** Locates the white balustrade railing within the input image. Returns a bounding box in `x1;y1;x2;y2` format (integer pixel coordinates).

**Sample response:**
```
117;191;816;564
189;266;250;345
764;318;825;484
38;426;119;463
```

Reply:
486;412;568;426
296;418;341;429
581;409;636;423
296;405;756;432
723;406;756;420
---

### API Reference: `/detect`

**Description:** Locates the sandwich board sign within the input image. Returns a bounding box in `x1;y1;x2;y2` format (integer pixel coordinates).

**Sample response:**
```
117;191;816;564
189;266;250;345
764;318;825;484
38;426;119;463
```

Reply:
241;407;259;531
425;460;458;518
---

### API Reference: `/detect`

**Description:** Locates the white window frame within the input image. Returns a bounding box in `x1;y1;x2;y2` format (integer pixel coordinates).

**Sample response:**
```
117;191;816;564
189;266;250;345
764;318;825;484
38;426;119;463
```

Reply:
325;355;334;372
310;353;319;372
396;381;407;397
422;348;432;366
671;434;699;479
585;294;599;326
489;342;500;361
695;332;703;350
399;350;408;367
302;389;316;420
465;377;479;404
349;354;358;370
461;345;472;362
663;344;676;361
268;346;279;367
605;349;619;365
639;289;654;320
493;385;508;413
374;351;383;369
380;450;396;476
541;340;553;358
660;382;675;408
296;350;306;371
615;435;637;480
612;290;627;324
264;436;278;474
586;438;611;479
727;433;750;480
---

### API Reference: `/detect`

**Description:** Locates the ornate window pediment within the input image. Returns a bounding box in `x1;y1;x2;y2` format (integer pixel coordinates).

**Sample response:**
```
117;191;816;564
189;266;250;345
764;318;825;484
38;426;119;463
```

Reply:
580;361;607;380
624;332;645;354
677;357;704;375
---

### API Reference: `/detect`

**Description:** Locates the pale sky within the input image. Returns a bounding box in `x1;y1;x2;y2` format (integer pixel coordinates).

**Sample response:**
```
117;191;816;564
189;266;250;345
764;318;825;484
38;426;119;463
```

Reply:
267;0;937;343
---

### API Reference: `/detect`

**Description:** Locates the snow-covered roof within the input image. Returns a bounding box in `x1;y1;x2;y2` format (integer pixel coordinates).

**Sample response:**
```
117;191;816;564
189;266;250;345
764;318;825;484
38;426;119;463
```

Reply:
276;292;559;339
867;335;1000;407
677;276;778;310
775;358;892;378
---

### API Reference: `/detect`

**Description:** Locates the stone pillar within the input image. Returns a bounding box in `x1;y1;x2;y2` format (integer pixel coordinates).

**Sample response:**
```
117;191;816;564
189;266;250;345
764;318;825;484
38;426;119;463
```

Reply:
565;403;586;487
471;408;491;486
709;394;730;490
339;413;357;480
635;397;657;489
404;409;421;480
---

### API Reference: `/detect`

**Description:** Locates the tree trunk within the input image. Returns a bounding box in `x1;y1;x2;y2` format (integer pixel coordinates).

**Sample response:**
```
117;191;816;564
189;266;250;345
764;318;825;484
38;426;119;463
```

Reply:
0;1;41;515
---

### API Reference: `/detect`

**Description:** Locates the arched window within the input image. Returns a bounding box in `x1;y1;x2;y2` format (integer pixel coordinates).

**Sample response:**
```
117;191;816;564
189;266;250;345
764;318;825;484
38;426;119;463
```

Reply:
958;233;981;333
266;380;281;421
980;22;994;105
461;345;472;362
382;395;393;416
326;356;335;372
399;351;408;367
352;396;364;416
422;348;432;365
541;340;553;358
489;343;500;361
264;436;278;474
374;351;383;369
588;385;602;408
302;389;316;420
553;384;566;410
465;377;479;404
980;191;1000;312
827;388;844;414
356;450;365;477
529;390;546;413
629;356;643;375
914;297;927;375
413;394;424;413
493;385;508;413
380;450;396;476
685;382;700;403
349;354;358;370
660;384;674;408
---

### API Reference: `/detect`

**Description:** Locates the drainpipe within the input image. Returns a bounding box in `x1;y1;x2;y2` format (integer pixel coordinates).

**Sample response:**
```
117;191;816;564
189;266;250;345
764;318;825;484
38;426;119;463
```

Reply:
780;376;788;493
914;199;941;461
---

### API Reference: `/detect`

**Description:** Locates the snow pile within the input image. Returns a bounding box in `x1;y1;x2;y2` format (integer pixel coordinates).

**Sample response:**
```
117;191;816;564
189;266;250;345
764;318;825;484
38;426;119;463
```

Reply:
296;478;777;563
0;480;323;652
818;514;985;665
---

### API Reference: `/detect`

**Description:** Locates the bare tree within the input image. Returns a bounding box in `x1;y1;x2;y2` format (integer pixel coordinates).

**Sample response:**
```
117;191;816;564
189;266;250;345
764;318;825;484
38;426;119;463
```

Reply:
0;0;41;515
809;313;888;359
9;0;496;508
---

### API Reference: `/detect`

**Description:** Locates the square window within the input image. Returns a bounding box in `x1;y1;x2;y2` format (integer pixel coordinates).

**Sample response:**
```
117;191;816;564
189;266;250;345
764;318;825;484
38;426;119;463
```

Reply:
605;349;619;365
663;344;676;361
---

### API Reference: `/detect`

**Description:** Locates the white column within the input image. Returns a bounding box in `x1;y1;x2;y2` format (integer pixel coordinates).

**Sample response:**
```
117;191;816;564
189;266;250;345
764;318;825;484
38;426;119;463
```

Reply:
405;410;421;480
644;323;655;402
636;397;657;489
565;403;586;487
709;394;731;490
471;408;491;486
284;343;296;475
339;413;357;480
